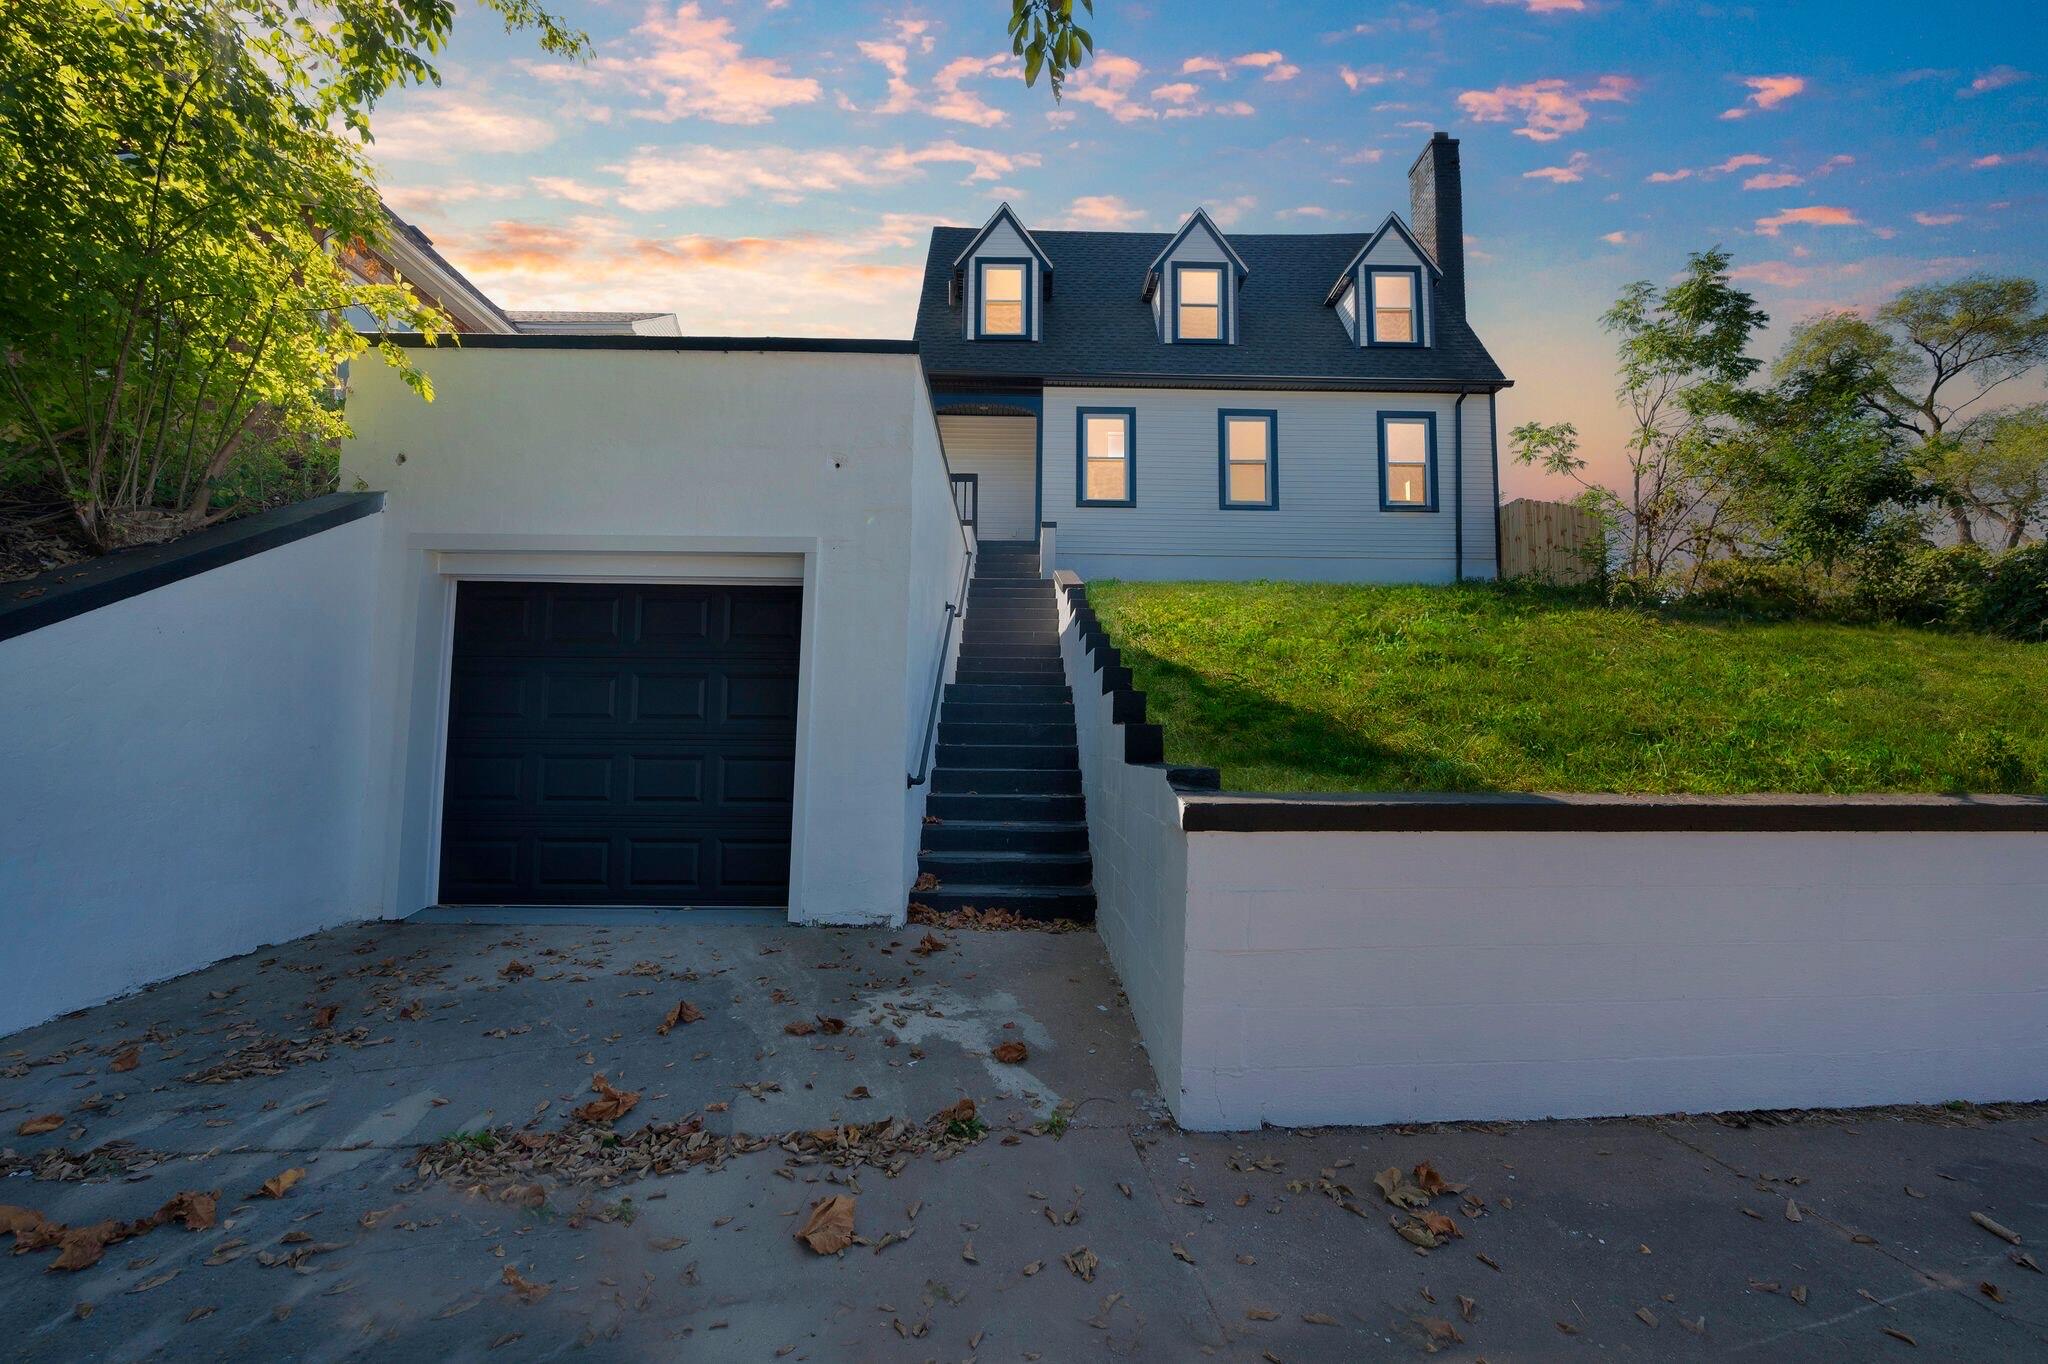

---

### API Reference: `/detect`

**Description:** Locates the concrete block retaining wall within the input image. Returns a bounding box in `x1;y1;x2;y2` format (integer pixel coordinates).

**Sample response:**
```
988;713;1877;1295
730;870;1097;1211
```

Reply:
1056;576;2048;1132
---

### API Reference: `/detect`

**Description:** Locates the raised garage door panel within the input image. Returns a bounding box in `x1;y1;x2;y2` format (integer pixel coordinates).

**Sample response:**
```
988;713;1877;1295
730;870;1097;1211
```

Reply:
438;581;801;906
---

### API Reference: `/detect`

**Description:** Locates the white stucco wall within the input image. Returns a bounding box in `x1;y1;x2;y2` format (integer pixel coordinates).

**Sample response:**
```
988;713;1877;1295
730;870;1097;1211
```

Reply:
340;345;951;925
1174;828;2048;1130
1043;386;1498;582
904;393;974;892
0;513;385;1036
1056;582;1190;1102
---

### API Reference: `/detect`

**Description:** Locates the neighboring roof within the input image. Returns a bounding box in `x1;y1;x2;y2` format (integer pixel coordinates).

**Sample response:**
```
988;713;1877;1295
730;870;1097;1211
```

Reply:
1143;207;1251;293
506;310;671;324
368;213;521;334
916;226;1508;390
507;310;682;336
950;203;1054;273
1324;213;1441;305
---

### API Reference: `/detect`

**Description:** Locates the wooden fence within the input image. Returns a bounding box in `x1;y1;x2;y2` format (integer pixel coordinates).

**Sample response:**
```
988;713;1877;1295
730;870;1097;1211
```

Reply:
1498;498;1605;584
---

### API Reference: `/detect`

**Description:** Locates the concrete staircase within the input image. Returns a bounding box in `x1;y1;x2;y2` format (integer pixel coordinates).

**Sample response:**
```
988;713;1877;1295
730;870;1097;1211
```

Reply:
915;541;1094;921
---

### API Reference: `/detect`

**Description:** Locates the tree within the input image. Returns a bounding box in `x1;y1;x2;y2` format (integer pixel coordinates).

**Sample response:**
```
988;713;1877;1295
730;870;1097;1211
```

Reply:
1948;405;2048;548
1543;248;1768;584
0;0;582;552
1007;0;1095;97
1775;277;2048;544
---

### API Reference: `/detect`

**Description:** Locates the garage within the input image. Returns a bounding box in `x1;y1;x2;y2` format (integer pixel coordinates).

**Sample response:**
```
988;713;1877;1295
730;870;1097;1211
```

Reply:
437;580;801;907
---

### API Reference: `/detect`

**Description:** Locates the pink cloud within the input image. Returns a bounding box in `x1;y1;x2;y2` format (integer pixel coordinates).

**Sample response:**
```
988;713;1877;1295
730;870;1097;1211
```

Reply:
521;4;819;126
930;54;1017;127
1743;172;1804;189
1342;147;1387;165
370;86;557;163
1061;195;1146;229
1729;261;1813;288
1278;205;1336;219
1720;74;1805;120
1913;211;1963;226
1814;154;1855;176
1152;81;1201;104
855;40;918;116
1341;65;1405;92
1233;51;1300;81
1600;230;1633;246
1645;168;1692;183
1482;0;1589;10
607;141;1040;212
1180;56;1229;77
530;176;612;206
1710;153;1770;174
1457;75;1637;141
1961;65;2031;96
1066;53;1158;122
1524;150;1593;183
1754;204;1860;236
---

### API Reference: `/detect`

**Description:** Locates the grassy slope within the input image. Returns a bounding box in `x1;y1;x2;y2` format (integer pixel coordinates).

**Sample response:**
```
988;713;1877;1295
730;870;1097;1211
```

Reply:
1087;581;2048;794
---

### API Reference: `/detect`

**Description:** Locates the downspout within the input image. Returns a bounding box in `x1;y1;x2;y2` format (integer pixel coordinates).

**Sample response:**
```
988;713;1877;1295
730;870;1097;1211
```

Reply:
1452;392;1467;582
1489;391;1504;578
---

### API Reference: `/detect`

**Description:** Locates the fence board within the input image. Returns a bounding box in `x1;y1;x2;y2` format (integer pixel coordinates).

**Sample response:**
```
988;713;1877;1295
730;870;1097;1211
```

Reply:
1498;498;1604;584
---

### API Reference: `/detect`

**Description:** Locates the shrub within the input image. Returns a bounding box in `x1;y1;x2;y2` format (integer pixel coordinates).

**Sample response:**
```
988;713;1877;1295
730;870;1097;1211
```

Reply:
1978;543;2048;642
1689;557;1820;619
1851;543;1992;628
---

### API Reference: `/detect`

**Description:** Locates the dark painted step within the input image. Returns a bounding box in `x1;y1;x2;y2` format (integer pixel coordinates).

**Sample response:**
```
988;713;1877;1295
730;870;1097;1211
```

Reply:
950;659;1064;679
935;742;1076;770
911;885;1096;920
941;701;1074;727
945;683;1069;705
961;631;1059;649
924;791;1084;822
932;766;1081;795
919;850;1092;886
955;647;1062;665
938;720;1075;745
920;819;1089;853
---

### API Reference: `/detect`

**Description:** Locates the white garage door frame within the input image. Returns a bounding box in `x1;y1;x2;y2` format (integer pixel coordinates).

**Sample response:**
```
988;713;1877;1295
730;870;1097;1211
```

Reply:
395;537;818;919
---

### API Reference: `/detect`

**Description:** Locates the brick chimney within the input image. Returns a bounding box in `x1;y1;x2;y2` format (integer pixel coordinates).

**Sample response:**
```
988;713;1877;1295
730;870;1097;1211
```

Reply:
1408;131;1465;317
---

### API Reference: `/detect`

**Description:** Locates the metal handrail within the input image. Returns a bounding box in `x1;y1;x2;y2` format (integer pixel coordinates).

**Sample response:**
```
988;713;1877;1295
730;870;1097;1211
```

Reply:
907;547;974;787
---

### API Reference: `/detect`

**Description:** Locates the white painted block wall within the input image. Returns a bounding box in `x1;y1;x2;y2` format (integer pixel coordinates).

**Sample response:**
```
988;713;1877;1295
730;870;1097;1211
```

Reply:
0;514;385;1036
1175;829;2048;1129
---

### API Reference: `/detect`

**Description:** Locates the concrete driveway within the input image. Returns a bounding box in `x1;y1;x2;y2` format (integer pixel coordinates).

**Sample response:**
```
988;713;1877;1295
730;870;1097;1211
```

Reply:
0;919;2041;1361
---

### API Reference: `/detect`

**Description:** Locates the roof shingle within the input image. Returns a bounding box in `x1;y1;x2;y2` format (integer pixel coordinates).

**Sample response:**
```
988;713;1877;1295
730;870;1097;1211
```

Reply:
914;226;1508;390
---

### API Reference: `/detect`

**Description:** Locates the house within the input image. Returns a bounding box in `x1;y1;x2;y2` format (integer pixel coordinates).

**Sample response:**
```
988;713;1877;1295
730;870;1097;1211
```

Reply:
340;208;680;336
917;131;1511;582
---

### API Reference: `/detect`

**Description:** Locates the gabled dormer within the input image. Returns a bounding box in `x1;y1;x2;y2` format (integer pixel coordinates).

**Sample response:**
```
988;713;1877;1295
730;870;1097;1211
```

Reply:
953;203;1052;343
1142;208;1250;345
1326;213;1439;348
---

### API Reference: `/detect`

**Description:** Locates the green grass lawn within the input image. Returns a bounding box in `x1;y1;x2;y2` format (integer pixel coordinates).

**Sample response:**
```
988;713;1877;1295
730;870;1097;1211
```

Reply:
1086;581;2048;794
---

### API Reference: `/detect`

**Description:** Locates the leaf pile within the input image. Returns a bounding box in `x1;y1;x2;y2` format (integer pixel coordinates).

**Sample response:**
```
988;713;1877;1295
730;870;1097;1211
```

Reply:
417;1100;993;1196
0;1189;217;1272
907;903;1090;934
178;1027;372;1084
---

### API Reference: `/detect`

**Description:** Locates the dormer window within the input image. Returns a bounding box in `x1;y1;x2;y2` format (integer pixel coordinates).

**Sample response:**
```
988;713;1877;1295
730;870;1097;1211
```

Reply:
977;261;1028;338
1367;268;1421;346
1175;265;1224;342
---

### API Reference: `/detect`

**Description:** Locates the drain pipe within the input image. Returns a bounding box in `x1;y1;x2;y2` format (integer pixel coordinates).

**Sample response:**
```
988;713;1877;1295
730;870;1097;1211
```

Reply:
1452;392;1468;582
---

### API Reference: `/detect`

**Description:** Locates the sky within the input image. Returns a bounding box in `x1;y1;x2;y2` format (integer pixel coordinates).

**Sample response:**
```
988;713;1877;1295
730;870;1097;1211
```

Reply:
365;0;2048;498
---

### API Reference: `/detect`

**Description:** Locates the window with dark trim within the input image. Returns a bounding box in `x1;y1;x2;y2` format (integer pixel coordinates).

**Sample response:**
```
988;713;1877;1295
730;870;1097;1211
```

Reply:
1366;267;1422;346
1379;412;1437;511
1218;410;1277;509
1174;264;1225;342
977;260;1029;338
1076;408;1135;506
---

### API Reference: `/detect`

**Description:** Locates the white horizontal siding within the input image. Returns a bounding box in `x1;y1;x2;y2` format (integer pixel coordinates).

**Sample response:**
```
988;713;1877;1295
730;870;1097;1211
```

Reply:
1043;386;1498;583
937;415;1036;541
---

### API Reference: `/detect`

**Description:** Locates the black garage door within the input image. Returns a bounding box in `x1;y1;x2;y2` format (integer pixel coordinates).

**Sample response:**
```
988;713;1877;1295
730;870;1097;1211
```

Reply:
438;581;801;907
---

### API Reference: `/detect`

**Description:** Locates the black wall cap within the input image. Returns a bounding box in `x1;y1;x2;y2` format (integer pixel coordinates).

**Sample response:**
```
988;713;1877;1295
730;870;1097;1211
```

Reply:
1179;790;2048;834
0;492;385;644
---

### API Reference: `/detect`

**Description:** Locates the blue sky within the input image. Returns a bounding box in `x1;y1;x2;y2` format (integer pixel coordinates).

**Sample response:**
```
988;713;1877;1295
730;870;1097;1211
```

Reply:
367;1;2048;496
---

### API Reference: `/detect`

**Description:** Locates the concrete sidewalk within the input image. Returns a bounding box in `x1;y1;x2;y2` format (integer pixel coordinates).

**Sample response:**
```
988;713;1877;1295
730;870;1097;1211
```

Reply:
0;920;2041;1361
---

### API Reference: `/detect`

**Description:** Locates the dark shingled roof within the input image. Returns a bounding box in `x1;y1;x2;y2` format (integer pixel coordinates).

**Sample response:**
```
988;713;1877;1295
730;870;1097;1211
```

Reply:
914;226;1509;391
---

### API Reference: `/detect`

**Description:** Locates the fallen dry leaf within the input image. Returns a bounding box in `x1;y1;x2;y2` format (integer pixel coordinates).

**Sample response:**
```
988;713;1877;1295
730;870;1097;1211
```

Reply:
1302;1311;1339;1326
501;1265;550;1304
17;1114;63;1137
1981;1281;2005;1303
2012;1250;2041;1274
1;1206;66;1252
498;960;533;980
573;1074;640;1125
795;1195;855;1255
1881;1326;1917;1347
1790;1285;1809;1306
816;1016;847;1035
155;1192;217;1231
933;1097;976;1127
657;1000;704;1035
844;1086;871;1101
51;1220;149;1272
1412;1162;1466;1196
1421;1317;1464;1347
109;1047;140;1074
1170;1242;1195;1265
911;932;948;957
993;1041;1029;1065
1456;1294;1478;1323
1376;1166;1433;1210
1636;1306;1660;1327
311;1005;339;1030
1062;1246;1099;1282
1245;1307;1278;1322
783;1020;816;1037
258;1169;304;1199
1786;1199;1803;1223
1418;1209;1462;1240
